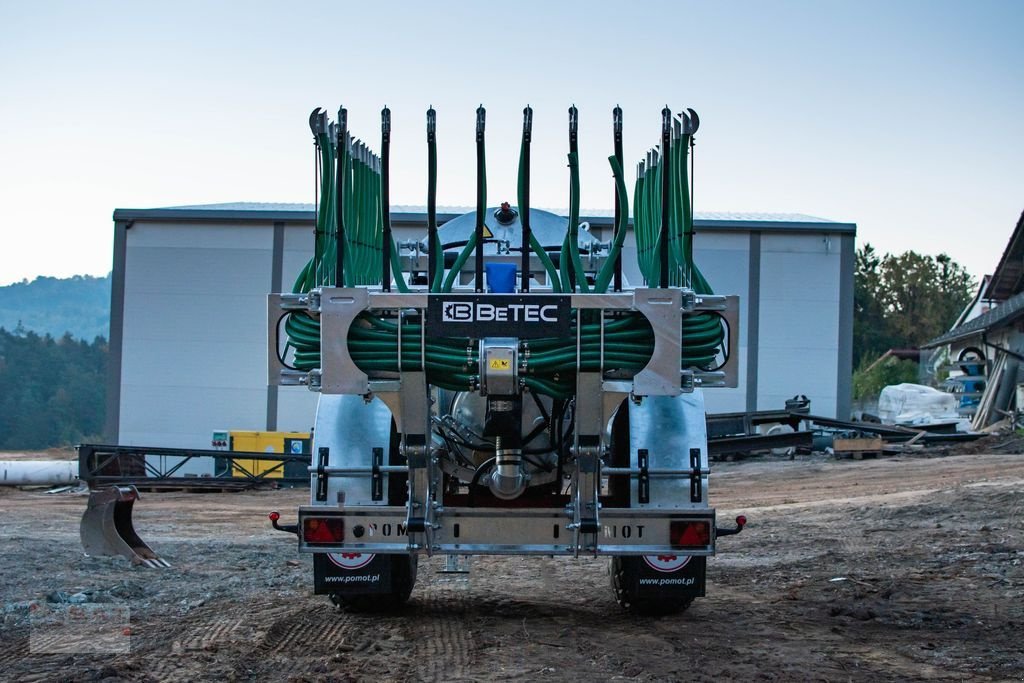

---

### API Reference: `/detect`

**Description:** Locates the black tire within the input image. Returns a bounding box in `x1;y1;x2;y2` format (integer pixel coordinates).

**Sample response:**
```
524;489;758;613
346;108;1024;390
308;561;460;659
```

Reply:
330;554;418;612
610;557;695;617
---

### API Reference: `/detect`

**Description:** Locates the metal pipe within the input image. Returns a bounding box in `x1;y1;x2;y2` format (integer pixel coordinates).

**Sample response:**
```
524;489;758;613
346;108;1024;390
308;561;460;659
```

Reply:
0;460;78;486
309;465;410;475
488;436;526;500
602;467;710;477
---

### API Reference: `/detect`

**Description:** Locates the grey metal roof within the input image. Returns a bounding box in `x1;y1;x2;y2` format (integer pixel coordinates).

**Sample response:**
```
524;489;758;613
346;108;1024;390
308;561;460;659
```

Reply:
113;202;855;233
983;209;1024;301
923;288;1024;348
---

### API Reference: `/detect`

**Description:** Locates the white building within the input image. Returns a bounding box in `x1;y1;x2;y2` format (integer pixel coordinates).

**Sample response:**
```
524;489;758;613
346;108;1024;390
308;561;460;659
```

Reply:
105;203;855;450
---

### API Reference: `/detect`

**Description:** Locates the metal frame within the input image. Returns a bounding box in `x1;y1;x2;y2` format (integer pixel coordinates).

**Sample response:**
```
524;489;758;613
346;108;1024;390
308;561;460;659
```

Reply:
297;504;716;557
268;287;740;396
268;281;738;559
78;443;310;489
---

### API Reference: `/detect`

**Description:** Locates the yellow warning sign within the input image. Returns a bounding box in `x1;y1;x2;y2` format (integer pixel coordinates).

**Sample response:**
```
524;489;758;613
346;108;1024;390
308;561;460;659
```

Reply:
481;224;494;239
488;358;511;370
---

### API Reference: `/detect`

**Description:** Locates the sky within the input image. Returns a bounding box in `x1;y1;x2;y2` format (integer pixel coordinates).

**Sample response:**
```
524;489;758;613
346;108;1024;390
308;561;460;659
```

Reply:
0;0;1021;286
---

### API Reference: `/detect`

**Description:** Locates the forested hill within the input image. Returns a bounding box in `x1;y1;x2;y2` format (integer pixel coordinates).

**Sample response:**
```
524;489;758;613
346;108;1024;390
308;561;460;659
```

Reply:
0;274;111;341
0;329;107;448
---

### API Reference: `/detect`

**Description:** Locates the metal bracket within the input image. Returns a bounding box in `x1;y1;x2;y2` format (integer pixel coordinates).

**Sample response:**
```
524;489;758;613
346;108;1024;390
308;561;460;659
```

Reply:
371;447;383;501
632;288;683;396
319;287;370;394
689;447;702;503
637;449;650;504
315;447;329;502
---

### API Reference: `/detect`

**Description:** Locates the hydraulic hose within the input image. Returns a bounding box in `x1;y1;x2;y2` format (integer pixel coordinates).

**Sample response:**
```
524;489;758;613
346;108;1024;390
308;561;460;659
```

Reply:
593;155;629;293
427;108;443;292
474;106;486;292
517;108;562;292
283;105;727;400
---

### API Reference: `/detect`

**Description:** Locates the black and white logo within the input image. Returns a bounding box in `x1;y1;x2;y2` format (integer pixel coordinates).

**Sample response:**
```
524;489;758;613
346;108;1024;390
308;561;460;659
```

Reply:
442;302;474;322
441;302;559;324
428;295;571;338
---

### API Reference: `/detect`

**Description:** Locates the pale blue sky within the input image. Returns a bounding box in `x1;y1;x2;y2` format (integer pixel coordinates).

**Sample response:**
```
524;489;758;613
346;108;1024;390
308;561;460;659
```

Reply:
1;1;1021;285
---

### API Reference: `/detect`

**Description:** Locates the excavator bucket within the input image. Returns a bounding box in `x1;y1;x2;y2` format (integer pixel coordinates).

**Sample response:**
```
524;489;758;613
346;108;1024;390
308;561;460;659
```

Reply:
80;485;170;568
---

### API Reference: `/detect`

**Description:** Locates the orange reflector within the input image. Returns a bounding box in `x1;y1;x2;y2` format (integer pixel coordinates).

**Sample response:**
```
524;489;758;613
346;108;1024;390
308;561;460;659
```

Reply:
669;520;710;549
303;517;345;544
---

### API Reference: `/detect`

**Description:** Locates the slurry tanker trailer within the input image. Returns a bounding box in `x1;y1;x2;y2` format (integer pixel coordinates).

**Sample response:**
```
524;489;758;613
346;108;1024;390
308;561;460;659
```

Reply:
267;104;746;615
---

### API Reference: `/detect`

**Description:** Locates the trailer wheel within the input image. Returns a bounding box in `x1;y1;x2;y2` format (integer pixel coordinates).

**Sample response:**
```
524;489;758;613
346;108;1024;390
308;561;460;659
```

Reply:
610;556;694;616
329;554;418;612
330;423;417;612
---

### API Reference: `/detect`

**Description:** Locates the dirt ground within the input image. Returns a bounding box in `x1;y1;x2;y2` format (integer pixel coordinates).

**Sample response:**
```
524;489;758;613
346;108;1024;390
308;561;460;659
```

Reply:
1;451;1022;682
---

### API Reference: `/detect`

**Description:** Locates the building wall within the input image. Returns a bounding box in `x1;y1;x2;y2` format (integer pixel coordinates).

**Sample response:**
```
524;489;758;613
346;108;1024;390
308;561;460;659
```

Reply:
112;214;853;454
757;232;844;416
118;222;275;473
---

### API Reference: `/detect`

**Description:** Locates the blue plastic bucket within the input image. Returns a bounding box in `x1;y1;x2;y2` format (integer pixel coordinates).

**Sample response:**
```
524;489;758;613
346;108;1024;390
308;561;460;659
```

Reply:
485;263;518;293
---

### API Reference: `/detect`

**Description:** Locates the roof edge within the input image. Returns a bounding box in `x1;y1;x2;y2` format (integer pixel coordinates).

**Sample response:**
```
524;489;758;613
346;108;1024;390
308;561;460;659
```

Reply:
113;207;856;233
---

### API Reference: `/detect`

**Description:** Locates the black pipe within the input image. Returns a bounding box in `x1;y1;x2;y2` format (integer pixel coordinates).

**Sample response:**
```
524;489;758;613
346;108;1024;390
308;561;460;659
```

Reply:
381;106;392;292
521;106;533;292
566;105;579;290
335;107;347;287
475;106;486;292
659;107;671;289
612;105;623;291
426;107;438;291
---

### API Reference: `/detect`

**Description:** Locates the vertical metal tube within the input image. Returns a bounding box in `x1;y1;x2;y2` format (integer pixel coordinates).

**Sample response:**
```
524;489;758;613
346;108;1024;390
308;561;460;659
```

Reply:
520;106;532;292
612;106;624;291
426;107;438;291
475;106;486;293
335;107;347;287
659;107;671;289
381;107;392;292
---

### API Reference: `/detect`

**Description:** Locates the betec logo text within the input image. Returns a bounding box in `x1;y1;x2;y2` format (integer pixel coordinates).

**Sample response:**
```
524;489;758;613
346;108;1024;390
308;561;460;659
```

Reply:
442;302;559;323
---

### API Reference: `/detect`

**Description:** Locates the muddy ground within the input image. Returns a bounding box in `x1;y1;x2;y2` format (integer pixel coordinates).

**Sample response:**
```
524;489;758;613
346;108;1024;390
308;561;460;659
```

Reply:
1;451;1022;682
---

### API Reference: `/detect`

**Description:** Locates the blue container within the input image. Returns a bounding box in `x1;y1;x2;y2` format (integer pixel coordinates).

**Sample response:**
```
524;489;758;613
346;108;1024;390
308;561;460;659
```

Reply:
485;263;518;293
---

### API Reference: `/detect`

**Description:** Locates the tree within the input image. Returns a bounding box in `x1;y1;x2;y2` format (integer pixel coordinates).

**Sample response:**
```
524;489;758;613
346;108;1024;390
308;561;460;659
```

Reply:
854;244;897;368
0;328;107;449
853;244;975;367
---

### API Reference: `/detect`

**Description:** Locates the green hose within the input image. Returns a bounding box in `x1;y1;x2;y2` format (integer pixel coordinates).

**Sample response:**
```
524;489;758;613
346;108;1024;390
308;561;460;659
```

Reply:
283;107;727;399
441;232;478;292
517;136;562;292
593;155;629;293
565;151;590;293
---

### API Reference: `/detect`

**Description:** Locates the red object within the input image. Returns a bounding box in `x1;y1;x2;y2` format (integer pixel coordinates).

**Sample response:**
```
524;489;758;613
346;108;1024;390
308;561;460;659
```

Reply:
669;520;710;548
303;517;345;544
268;511;280;522
501;201;511;211
736;515;747;528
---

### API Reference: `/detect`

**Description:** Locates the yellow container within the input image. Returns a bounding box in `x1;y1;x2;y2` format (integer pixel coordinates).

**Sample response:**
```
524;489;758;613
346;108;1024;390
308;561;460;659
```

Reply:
230;430;310;479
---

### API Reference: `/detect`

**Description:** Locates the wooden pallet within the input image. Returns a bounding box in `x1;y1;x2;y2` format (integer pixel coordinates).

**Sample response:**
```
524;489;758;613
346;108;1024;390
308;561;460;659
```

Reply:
833;437;884;460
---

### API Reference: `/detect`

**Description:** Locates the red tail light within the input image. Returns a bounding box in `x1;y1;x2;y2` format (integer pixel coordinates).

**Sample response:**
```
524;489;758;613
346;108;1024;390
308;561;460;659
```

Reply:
669;520;710;549
303;517;345;544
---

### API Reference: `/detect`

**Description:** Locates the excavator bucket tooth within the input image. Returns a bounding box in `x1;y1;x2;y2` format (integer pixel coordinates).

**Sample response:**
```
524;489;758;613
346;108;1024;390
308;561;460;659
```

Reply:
80;486;170;568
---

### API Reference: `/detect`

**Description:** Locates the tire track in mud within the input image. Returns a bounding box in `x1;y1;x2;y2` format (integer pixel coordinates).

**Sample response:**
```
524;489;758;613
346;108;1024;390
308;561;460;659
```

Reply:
261;604;352;651
399;590;477;682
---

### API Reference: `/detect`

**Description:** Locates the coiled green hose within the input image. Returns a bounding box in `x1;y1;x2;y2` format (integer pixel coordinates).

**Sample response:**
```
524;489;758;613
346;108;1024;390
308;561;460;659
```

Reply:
284;107;727;399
